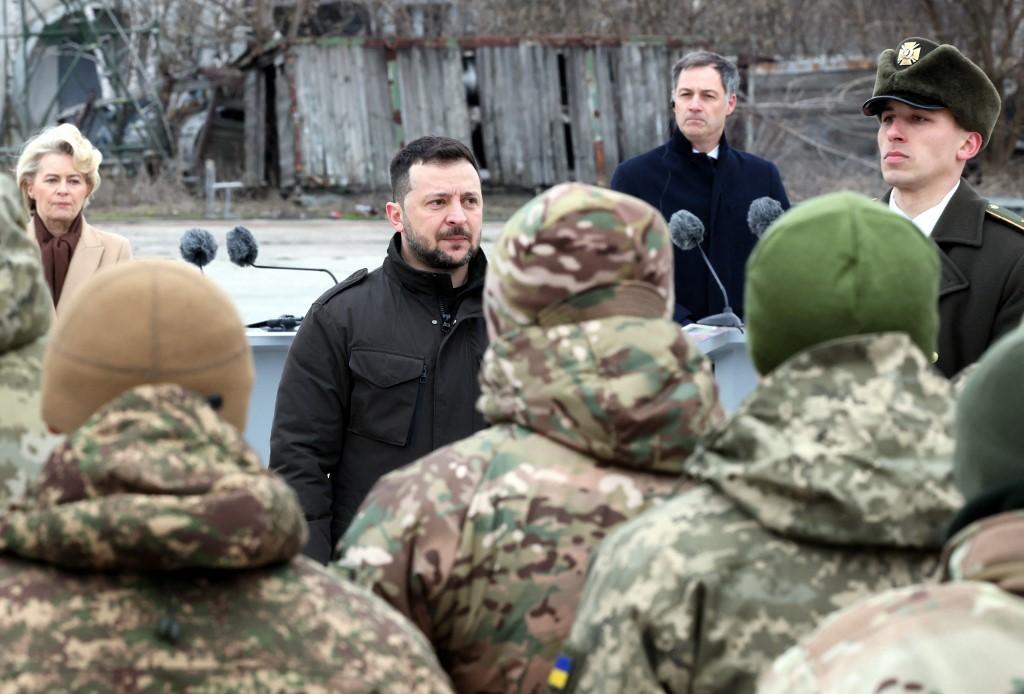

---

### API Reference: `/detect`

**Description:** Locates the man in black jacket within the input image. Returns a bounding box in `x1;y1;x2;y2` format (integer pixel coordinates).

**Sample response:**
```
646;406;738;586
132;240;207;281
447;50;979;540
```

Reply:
611;50;790;323
270;136;489;563
863;37;1024;377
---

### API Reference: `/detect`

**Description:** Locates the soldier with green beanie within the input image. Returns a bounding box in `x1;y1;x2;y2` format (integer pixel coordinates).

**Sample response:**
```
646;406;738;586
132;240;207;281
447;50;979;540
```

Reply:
554;191;960;694
761;325;1024;693
336;182;724;693
745;190;939;375
863;36;1024;378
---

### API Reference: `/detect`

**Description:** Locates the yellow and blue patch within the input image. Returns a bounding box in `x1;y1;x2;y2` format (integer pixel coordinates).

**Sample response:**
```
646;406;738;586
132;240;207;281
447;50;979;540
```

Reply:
548;654;573;690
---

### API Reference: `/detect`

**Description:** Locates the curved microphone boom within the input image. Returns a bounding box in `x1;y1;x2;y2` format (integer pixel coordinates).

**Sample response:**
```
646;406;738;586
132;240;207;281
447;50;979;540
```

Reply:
180;228;218;274
668;209;743;328
226;225;338;284
747;197;784;240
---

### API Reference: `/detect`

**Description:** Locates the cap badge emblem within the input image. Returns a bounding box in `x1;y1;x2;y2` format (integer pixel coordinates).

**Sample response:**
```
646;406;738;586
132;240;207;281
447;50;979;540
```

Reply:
897;41;922;66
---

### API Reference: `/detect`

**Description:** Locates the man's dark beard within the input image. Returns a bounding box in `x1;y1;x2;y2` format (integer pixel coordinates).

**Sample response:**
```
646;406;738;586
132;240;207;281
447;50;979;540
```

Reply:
404;225;478;270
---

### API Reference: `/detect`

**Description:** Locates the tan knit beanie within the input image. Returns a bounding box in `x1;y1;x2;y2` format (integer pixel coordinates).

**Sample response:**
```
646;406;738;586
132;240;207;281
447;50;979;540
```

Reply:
41;259;253;433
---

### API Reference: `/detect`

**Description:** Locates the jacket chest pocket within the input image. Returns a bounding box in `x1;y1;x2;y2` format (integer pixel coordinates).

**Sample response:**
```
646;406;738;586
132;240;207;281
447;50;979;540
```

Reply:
347;348;425;446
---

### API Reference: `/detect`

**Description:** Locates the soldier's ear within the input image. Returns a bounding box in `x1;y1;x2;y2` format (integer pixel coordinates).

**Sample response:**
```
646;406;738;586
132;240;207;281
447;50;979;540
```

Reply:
956;131;983;161
385;201;405;232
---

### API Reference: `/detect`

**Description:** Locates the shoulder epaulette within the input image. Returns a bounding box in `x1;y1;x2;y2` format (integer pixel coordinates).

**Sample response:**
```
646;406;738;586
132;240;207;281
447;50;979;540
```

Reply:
318;268;368;304
985;202;1024;233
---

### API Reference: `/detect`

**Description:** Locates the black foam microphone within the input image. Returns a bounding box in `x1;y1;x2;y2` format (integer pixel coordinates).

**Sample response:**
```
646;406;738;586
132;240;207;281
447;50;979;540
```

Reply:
180;228;217;273
668;209;743;328
226;225;338;284
747;197;784;240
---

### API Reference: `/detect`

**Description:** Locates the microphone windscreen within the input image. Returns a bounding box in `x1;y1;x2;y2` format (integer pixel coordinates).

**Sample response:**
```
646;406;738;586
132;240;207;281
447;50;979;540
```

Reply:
227;225;259;266
668;209;705;251
180;228;217;268
748;197;784;239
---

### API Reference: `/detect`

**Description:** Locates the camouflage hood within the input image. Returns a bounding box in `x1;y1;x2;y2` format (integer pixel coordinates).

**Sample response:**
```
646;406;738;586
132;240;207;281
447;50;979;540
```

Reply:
0;383;307;570
688;332;960;547
945;510;1024;593
0;174;50;355
477;315;723;472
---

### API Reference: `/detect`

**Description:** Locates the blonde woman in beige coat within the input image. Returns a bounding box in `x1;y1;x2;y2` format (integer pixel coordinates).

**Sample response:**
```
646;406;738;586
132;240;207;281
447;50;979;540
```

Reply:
16;124;132;313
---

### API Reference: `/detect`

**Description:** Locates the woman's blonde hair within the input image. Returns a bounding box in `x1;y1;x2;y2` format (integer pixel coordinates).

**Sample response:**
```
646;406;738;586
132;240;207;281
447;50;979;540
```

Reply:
15;123;103;214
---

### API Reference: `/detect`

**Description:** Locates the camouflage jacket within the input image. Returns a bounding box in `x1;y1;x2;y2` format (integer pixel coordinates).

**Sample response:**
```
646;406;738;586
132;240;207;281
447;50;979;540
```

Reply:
0;383;453;693
556;333;962;694
760;510;1024;693
335;316;723;693
0;174;60;506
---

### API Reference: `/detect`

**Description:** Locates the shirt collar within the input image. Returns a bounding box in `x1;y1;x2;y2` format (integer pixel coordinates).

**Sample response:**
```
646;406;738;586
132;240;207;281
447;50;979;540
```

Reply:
693;145;720;159
889;180;960;238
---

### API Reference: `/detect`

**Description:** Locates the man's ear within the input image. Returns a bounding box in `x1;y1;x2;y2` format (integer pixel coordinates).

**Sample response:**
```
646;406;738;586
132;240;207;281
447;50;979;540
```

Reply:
725;92;738;116
385;201;404;232
957;131;983;162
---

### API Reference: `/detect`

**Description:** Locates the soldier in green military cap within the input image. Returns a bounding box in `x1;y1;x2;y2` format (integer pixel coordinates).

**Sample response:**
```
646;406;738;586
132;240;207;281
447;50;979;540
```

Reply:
863;36;1024;377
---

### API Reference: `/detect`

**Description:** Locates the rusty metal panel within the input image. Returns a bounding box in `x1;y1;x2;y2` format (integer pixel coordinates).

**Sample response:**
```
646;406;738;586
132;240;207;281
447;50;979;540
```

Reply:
476;43;569;188
395;44;471;145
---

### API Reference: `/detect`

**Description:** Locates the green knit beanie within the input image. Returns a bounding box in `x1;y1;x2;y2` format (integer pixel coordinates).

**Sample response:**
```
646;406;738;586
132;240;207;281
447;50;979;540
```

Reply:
954;326;1024;502
745;191;939;375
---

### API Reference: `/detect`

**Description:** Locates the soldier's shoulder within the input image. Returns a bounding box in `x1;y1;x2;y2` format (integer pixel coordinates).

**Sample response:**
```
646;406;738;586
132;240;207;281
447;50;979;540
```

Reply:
983;200;1024;234
595;484;750;565
287;560;452;685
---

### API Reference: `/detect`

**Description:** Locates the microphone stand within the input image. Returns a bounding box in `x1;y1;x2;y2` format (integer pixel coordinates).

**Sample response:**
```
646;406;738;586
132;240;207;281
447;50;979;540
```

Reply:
250;263;338;284
695;245;743;328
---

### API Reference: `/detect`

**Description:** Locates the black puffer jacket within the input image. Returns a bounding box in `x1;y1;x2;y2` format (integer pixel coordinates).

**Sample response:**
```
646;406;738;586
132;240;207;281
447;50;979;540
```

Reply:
270;233;488;563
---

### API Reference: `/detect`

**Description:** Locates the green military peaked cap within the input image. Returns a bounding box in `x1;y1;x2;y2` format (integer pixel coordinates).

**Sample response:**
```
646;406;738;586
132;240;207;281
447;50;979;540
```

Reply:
745;191;939;375
862;37;1001;147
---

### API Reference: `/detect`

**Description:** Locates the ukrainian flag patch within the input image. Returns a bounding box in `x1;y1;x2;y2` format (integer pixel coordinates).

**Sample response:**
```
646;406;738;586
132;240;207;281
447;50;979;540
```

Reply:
548;654;573;689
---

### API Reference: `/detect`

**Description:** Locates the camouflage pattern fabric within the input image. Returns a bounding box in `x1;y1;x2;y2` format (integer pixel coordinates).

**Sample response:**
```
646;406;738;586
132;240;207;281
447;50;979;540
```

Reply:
337;181;721;692
0;383;454;692
759;511;1024;693
0;173;59;505
1;383;306;569
556;333;962;694
336;314;722;694
484;181;675;338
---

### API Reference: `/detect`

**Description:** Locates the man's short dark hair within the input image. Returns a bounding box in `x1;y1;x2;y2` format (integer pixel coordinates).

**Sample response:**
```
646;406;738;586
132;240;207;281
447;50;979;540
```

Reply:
389;136;480;204
671;51;739;99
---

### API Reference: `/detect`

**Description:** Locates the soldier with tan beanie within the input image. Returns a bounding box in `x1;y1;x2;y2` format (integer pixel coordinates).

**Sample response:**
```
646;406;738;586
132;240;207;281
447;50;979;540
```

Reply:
0;259;455;692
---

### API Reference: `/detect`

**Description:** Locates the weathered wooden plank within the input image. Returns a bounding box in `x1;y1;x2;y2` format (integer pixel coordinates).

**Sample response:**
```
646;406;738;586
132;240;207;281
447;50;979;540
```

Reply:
276;57;296;189
243;69;264;186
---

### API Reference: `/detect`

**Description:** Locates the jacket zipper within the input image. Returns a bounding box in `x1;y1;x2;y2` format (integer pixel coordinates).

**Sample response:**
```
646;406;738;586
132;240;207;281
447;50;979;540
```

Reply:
438;295;453;334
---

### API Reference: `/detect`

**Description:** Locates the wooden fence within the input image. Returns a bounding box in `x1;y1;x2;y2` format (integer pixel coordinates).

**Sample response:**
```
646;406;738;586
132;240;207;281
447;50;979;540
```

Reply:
241;38;876;191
